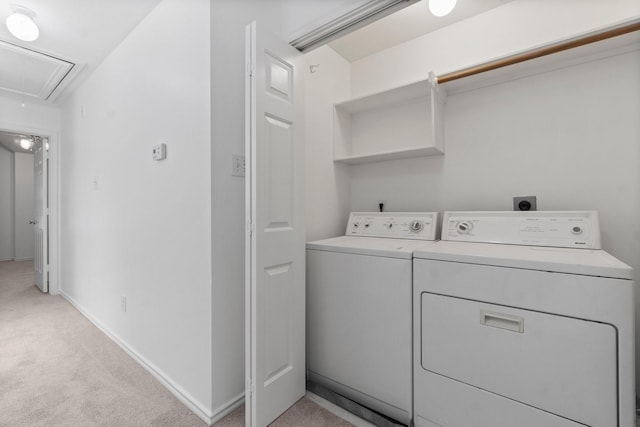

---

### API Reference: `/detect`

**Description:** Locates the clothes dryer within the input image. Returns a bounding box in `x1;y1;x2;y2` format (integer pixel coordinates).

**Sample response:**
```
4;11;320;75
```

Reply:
307;212;439;424
413;211;635;427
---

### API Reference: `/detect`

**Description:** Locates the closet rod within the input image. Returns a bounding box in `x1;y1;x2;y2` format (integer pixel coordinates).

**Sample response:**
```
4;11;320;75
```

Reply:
437;21;640;84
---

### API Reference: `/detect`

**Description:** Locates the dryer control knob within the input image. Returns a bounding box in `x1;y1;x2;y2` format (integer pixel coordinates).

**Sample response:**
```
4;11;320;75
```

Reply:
571;226;583;235
409;220;424;233
457;221;473;234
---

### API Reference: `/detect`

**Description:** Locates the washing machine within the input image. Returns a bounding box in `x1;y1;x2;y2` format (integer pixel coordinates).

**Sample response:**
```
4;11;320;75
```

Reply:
306;212;439;424
413;211;635;427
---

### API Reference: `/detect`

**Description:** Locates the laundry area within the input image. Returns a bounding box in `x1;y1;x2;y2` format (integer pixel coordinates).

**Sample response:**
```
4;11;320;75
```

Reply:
301;1;640;427
1;0;639;426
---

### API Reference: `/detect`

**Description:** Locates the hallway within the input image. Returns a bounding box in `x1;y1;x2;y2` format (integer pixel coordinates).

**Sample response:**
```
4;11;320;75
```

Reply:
0;260;206;426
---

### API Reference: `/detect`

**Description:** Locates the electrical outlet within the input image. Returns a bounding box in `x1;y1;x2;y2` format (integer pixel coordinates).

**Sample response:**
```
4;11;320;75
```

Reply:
232;154;245;177
121;296;127;313
513;196;537;211
152;143;167;161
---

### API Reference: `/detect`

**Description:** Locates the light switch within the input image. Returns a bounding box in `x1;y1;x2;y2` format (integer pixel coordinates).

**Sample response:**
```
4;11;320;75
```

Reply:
152;144;167;161
232;154;245;177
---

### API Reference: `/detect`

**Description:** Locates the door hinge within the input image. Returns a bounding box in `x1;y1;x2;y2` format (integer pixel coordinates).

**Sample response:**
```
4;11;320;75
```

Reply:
246;221;254;236
247;61;254;77
246;378;255;395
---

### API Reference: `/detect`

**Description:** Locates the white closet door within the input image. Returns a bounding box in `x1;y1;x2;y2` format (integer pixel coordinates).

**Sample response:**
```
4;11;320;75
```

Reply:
33;138;48;292
245;21;305;427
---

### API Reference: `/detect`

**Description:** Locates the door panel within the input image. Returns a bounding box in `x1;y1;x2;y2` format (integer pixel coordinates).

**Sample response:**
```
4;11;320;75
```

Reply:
263;263;293;385
245;21;305;427
33;138;47;292
264;115;293;227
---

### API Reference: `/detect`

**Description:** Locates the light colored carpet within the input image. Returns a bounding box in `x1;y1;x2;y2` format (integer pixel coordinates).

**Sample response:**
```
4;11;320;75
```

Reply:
0;260;205;427
0;261;356;427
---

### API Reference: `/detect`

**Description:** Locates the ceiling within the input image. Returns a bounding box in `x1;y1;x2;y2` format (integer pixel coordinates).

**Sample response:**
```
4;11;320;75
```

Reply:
329;0;515;61
0;0;519;150
0;0;161;103
0;0;515;105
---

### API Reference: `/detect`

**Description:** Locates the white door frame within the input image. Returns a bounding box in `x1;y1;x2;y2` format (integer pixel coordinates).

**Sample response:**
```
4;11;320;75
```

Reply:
0;122;60;295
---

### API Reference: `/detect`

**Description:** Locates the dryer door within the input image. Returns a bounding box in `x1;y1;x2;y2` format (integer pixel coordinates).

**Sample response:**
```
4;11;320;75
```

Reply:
421;292;617;427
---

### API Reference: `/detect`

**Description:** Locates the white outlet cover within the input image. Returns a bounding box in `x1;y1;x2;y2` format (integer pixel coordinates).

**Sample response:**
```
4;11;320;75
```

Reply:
152;143;167;161
232;154;245;177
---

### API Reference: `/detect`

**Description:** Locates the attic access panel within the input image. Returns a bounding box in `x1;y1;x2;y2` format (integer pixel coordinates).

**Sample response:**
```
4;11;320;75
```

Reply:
0;40;74;101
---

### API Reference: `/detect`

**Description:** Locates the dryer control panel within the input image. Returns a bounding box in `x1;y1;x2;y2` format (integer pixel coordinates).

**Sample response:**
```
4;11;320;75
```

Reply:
346;212;439;240
443;211;601;249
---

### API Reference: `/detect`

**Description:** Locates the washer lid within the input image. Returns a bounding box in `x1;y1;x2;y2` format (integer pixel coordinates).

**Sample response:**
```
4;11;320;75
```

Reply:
413;241;632;279
307;236;439;259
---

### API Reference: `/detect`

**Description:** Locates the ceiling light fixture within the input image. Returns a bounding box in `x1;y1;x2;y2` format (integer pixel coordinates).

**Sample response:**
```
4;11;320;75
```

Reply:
428;0;457;17
19;137;34;150
6;5;39;42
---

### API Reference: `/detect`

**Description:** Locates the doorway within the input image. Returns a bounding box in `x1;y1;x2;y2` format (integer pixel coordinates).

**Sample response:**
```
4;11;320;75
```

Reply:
0;127;59;294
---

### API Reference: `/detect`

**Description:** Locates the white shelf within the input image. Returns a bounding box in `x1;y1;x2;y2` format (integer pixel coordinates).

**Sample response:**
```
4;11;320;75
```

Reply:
334;80;431;112
333;73;445;165
334;146;442;165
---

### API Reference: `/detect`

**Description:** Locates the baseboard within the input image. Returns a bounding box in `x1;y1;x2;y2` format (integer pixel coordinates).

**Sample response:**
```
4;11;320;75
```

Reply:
14;257;34;261
211;392;244;424
59;291;217;425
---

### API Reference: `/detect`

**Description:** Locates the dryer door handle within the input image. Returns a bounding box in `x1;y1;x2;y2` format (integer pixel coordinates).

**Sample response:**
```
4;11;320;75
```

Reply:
480;310;524;333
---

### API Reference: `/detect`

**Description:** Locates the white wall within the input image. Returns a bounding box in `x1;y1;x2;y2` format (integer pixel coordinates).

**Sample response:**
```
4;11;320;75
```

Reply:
60;0;212;420
0;149;49;263
351;51;640;233
14;153;34;260
304;46;352;242
0;146;13;261
350;0;640;97
0;95;61;136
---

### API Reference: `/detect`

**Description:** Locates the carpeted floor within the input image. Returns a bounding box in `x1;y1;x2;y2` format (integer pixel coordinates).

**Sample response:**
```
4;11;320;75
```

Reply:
0;260;355;427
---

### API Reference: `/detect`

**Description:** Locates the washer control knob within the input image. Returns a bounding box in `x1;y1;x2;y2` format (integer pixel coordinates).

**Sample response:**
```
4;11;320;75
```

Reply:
353;222;359;228
457;221;473;234
571;226;583;235
364;223;370;228
409;220;424;233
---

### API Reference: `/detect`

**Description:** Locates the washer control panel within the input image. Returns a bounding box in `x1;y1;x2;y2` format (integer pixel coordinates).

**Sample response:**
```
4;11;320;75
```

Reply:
346;212;439;240
443;211;601;249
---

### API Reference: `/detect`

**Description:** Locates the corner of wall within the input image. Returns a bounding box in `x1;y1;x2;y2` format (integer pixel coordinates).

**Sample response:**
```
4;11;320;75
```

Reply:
304;46;352;242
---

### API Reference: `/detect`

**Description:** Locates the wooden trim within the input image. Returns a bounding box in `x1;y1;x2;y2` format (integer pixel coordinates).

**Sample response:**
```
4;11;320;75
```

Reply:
437;21;640;84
